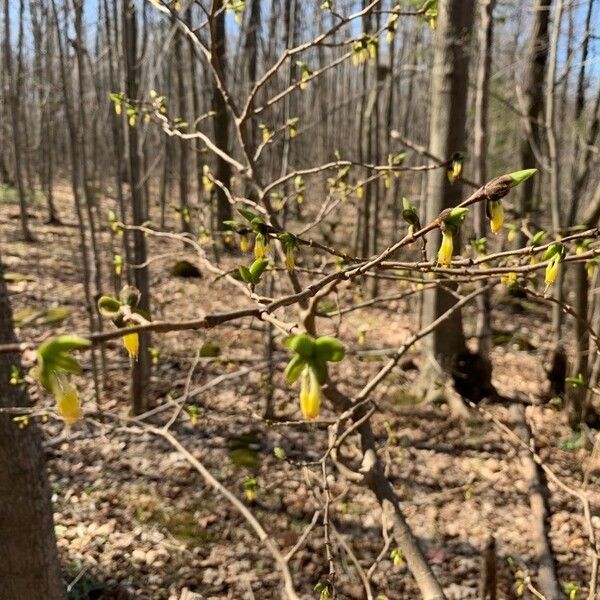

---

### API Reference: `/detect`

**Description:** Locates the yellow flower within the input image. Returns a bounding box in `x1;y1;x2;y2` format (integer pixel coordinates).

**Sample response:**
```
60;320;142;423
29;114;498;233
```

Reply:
299;367;321;420
53;378;82;425
447;159;462;183
240;234;249;253
587;262;596;280
285;246;295;272
384;171;392;189
437;231;454;266
488;201;504;234
123;331;139;361
202;165;214;193
254;234;269;259
500;272;518;288
507;228;516;243
545;255;560;289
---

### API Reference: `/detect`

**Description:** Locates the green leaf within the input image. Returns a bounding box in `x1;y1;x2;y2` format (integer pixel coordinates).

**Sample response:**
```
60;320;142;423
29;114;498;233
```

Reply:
97;296;122;318
310;360;328;385
284;334;315;358
314;336;345;363
565;373;585;388
238;208;260;223
531;230;546;246
508;168;537;188
543;243;562;261
222;220;240;231
284;355;306;385
238;266;252;283
449;207;469;220
39;335;91;358
248;258;269;281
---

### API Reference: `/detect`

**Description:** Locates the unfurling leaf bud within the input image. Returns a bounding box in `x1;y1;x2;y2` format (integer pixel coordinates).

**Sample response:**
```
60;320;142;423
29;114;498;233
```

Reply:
507;168;537;188
119;285;141;308
98;296;122;318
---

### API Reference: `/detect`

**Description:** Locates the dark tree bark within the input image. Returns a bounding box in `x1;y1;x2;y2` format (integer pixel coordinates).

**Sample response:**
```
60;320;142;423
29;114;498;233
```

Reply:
174;14;191;234
123;0;151;414
516;0;552;243
422;0;474;370
473;0;495;358
3;0;34;241
0;252;65;600
210;0;233;231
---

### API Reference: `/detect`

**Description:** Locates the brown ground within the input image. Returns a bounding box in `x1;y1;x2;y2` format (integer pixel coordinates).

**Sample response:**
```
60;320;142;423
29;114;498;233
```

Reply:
1;184;598;600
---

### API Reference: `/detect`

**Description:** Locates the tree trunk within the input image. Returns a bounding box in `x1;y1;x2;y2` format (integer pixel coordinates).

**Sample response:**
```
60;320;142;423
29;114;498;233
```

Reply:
210;0;233;232
473;0;495;358
174;14;191;234
0;253;65;600
123;0;151;414
422;0;474;371
516;0;552;244
3;0;34;242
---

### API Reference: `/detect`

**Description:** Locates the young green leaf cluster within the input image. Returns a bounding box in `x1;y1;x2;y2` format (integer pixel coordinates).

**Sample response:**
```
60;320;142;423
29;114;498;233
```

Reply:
284;334;345;420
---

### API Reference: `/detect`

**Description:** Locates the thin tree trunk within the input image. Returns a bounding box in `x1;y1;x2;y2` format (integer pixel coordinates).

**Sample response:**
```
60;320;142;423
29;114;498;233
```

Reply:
123;0;151;415
422;0;474;370
51;0;101;405
516;0;552;245
174;14;191;234
3;0;34;241
473;0;495;358
0;253;65;600
210;0;233;233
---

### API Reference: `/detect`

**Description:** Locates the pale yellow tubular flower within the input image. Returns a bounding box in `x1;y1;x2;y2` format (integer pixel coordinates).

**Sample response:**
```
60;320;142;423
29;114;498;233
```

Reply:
437;231;454;266
488;201;504;234
254;235;265;259
285;247;295;272
53;377;83;425
123;331;139;361
240;234;250;253
299;367;321;420
587;262;596;280
545;255;560;289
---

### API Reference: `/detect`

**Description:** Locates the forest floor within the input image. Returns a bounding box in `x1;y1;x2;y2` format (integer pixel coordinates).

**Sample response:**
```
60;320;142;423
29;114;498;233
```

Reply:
2;184;600;600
